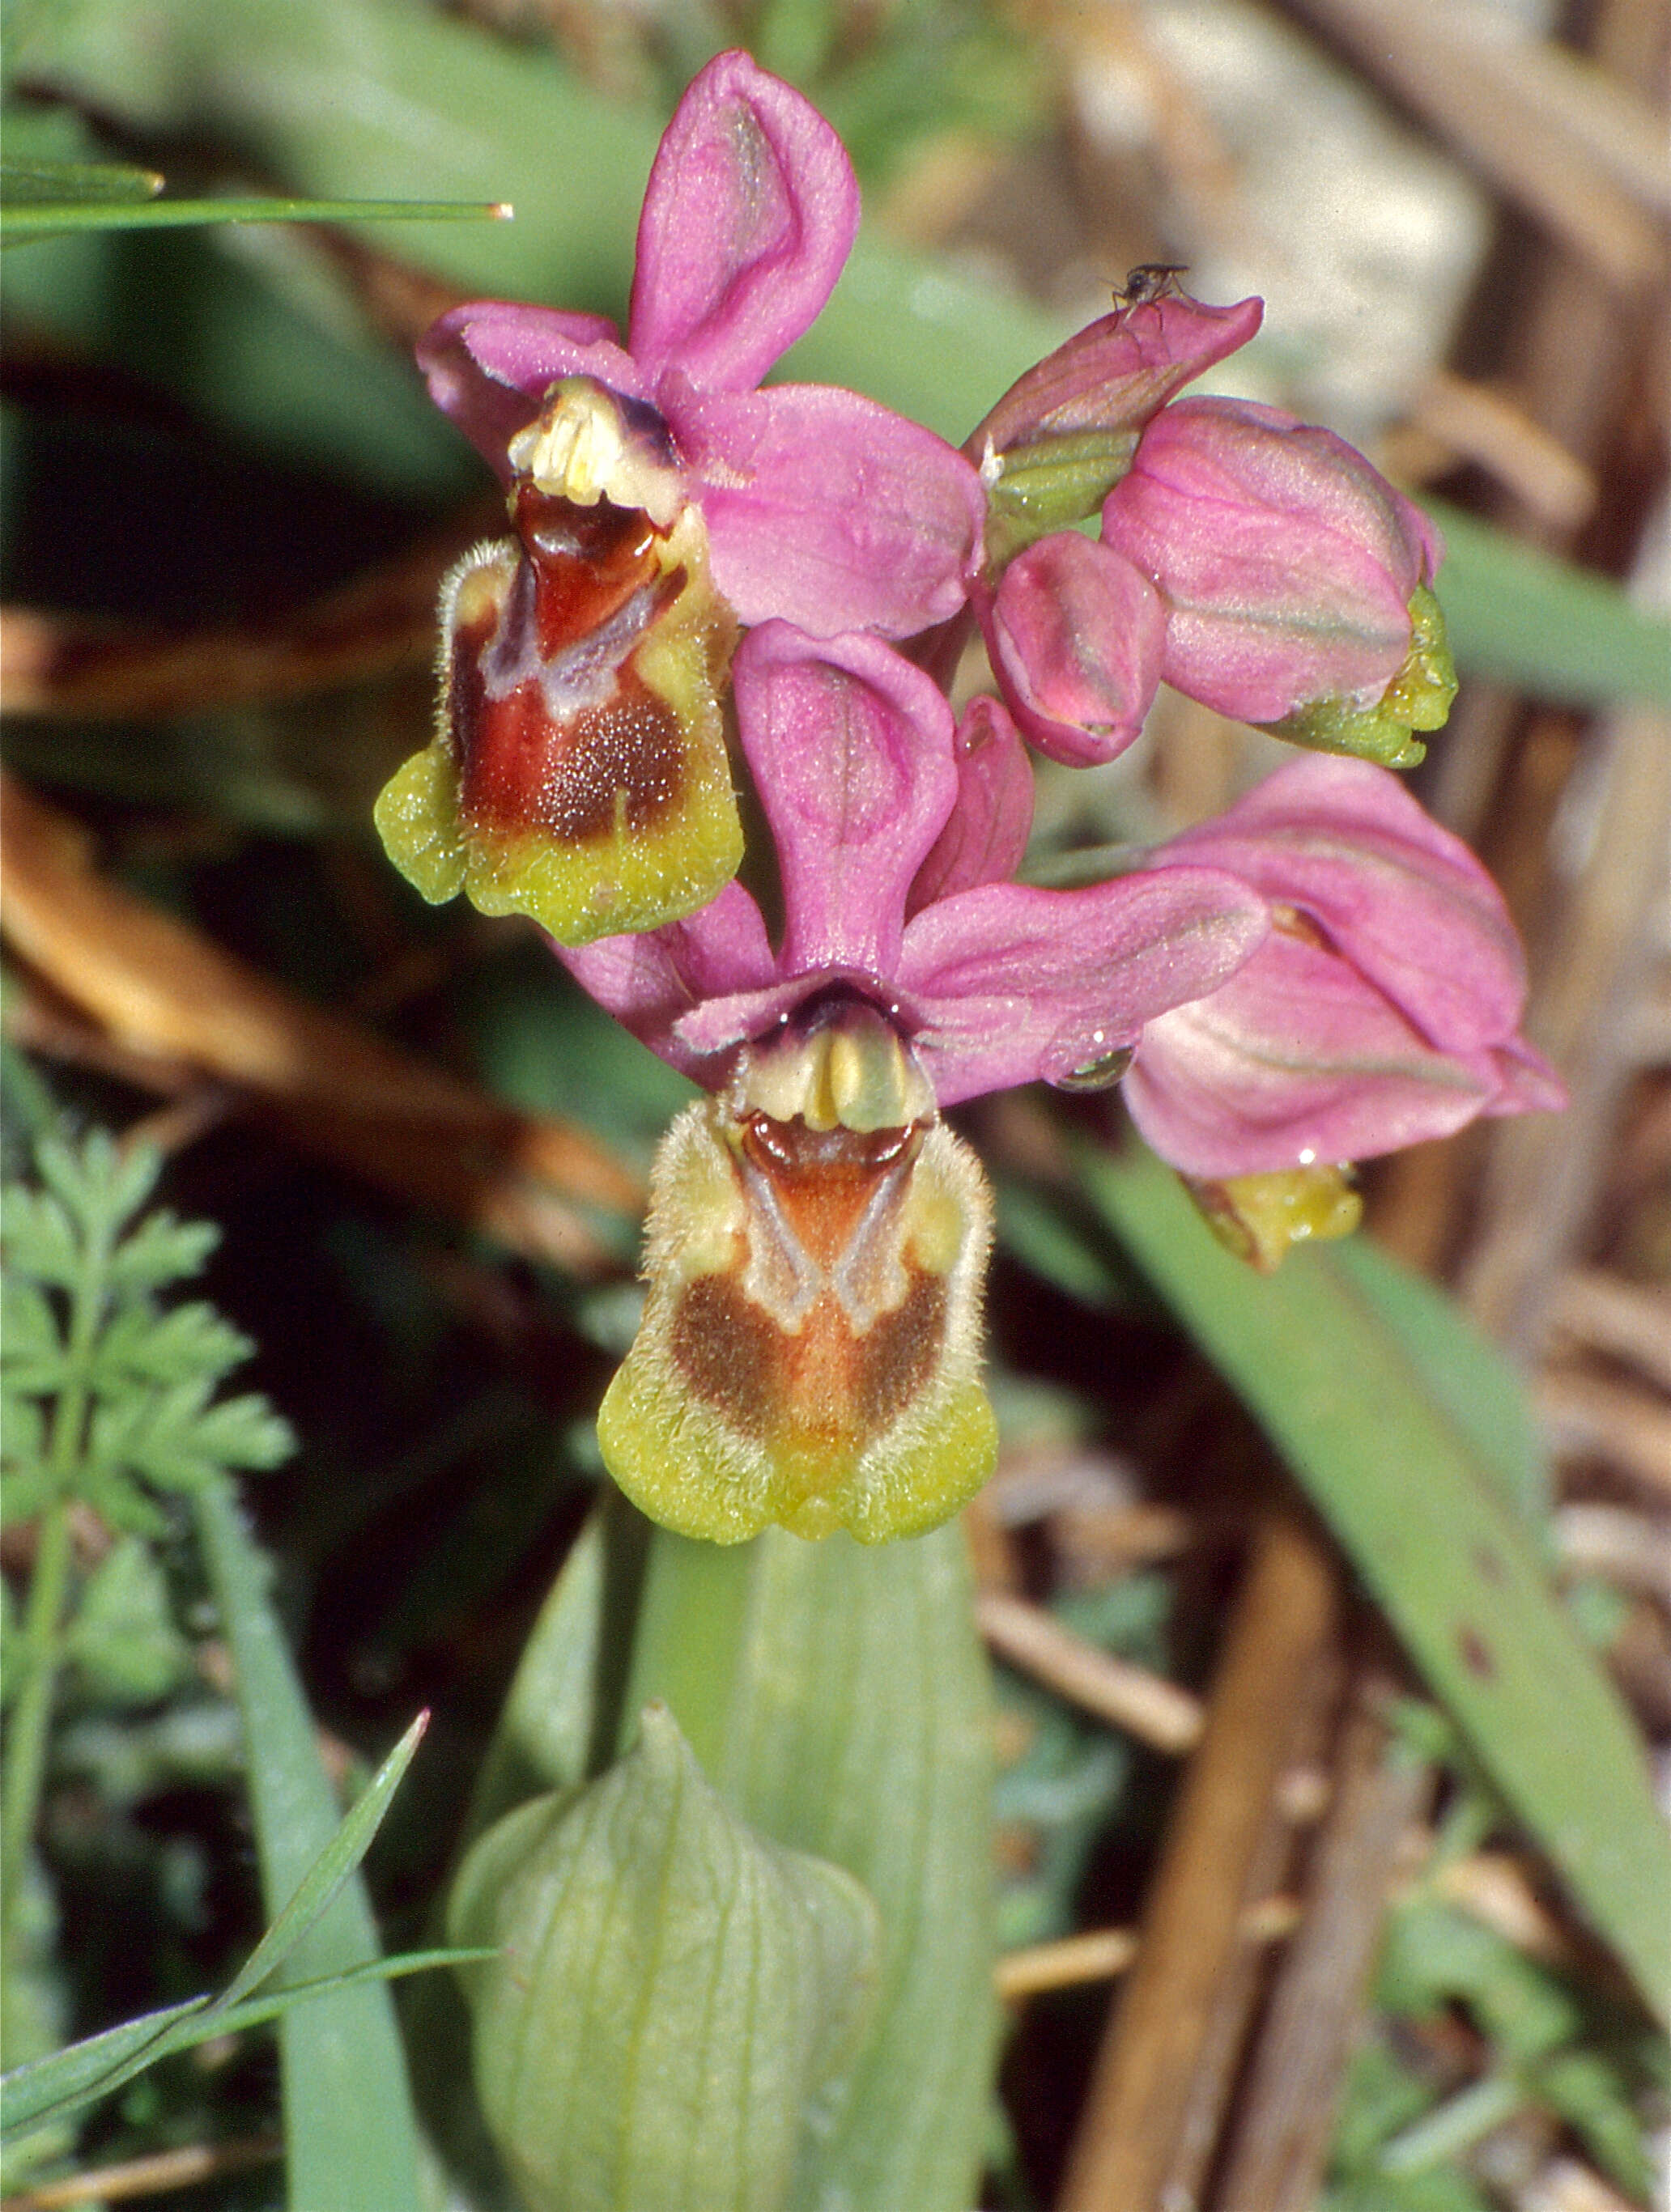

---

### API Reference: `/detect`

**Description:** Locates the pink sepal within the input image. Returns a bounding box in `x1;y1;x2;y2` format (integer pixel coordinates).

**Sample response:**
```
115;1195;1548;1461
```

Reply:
665;378;984;636
628;49;859;393
908;695;1035;915
1103;397;1439;724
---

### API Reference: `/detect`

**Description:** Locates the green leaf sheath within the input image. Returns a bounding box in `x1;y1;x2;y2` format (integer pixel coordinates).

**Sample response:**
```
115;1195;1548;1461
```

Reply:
450;1705;881;2212
1081;1143;1671;2026
191;1478;427;2211
474;1509;998;2212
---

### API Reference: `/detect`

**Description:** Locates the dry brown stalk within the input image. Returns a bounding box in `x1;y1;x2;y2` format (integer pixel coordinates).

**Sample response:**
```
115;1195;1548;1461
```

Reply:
1213;1667;1435;2211
976;1589;1205;1754
0;775;644;1269
0;2134;280;2209
0;524;485;720
1054;1515;1339;2212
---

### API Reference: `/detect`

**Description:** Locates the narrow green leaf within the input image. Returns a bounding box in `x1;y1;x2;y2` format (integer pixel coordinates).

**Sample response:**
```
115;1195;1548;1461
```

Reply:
216;1708;428;2015
192;1474;427;2212
3;1951;494;2141
0;156;162;205
1080;1142;1671;2025
1425;499;1671;711
2;193;512;242
0;1995;212;2139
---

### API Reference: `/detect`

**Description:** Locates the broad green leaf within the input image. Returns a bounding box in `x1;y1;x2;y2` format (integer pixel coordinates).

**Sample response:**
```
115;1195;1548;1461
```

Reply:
622;1522;998;2212
467;1504;997;2212
192;1473;427;2211
451;1704;880;2212
1425;499;1671;712
1080;1142;1671;2026
1328;1236;1550;1530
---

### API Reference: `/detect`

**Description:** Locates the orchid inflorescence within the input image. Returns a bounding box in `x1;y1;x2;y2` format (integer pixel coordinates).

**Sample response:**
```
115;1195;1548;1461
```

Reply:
376;50;1562;1548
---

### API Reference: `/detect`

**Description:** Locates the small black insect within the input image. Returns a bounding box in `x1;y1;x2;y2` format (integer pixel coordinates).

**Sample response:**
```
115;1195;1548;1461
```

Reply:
1113;262;1189;308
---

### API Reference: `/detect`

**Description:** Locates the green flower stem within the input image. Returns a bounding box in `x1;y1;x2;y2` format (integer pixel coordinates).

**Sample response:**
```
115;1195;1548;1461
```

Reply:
1;1495;74;1951
614;1524;756;1777
1;1202;113;1950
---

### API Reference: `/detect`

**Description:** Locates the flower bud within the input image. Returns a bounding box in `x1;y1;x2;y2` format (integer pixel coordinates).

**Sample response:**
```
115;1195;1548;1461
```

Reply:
449;1701;879;2212
597;1000;997;1544
970;293;1263;567
1101;398;1455;766
374;378;742;946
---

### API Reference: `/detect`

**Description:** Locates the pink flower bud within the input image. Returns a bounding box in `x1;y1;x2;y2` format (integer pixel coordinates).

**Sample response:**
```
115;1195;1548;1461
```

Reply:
1101;399;1456;765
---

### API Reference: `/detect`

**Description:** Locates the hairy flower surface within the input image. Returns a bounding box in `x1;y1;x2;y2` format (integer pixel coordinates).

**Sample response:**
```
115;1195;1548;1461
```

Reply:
418;51;984;643
1123;755;1565;1176
563;626;1266;1540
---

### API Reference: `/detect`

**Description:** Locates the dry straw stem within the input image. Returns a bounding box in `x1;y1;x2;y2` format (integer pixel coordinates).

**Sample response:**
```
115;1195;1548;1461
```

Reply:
0;2135;281;2210
975;1589;1205;1754
0;774;644;1269
997;1894;1303;2002
0;528;481;720
1546;1270;1671;1395
1214;1668;1435;2212
1056;1514;1339;2212
1282;0;1669;291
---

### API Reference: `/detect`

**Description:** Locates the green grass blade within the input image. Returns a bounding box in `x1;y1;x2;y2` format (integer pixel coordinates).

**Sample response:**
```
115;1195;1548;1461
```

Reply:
1080;1142;1671;2025
1;1997;210;2138
1;194;511;240
215;1709;427;2013
4;1951;492;2141
0;156;161;204
192;1475;427;2211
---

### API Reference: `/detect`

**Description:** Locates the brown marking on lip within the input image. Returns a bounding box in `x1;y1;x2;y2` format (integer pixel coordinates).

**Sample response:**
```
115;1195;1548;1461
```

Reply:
739;1116;921;1267
670;1265;947;1470
450;654;688;842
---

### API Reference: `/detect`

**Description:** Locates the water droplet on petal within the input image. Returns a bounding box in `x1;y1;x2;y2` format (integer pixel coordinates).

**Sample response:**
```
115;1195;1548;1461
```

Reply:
1051;1043;1134;1093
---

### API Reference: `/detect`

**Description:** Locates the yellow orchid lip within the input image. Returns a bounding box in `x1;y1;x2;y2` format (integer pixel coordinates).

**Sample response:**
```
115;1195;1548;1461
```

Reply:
597;1011;997;1545
373;384;742;948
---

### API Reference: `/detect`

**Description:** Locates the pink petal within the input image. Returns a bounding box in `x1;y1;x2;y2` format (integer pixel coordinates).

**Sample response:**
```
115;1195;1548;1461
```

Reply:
908;694;1035;915
417;304;643;478
734;624;959;979
1155;756;1529;1052
664;378;986;636
556;881;777;1082
895;866;1269;1105
1123;934;1509;1175
985;533;1165;764
1103;398;1434;724
973;294;1264;457
629;50;859;394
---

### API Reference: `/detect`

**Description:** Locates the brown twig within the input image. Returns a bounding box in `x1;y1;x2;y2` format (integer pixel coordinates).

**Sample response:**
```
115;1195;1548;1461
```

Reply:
0;2134;281;2209
1055;1514;1339;2211
0;775;644;1268
1213;1665;1435;2211
976;1589;1205;1754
